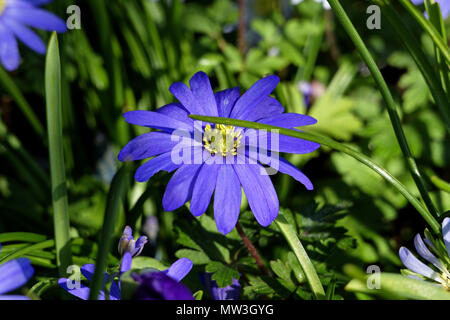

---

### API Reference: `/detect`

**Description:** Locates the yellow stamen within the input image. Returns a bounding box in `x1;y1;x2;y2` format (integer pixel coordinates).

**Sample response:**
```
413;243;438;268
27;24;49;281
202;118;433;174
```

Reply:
203;124;242;156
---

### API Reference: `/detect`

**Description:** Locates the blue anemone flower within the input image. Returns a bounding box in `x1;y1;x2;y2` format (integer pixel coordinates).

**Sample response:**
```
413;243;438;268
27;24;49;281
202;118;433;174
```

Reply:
199;273;241;300
118;72;320;235
399;218;450;289
411;0;450;19
0;0;66;71
0;244;34;300
132;257;194;300
118;225;148;257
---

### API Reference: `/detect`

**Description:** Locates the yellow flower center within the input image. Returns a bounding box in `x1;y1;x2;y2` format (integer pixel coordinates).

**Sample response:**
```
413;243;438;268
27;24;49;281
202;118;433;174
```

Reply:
0;0;6;14
441;272;450;290
203;124;242;156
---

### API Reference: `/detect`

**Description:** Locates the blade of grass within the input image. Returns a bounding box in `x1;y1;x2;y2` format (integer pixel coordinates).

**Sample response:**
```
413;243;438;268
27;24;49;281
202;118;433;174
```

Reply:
189;114;441;235
327;0;439;223
45;32;72;275
89;165;131;300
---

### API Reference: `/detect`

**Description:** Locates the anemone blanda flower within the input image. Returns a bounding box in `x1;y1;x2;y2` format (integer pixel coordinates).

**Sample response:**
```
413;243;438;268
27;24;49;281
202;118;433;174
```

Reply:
0;244;34;300
118;225;148;257
199;273;240;300
399;218;450;290
132;258;194;300
411;0;450;19
0;0;66;71
118;72;320;235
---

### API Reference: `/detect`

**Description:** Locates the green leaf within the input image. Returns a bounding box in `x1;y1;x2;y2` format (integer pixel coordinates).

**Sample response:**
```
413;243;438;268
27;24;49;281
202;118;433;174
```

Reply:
205;261;239;288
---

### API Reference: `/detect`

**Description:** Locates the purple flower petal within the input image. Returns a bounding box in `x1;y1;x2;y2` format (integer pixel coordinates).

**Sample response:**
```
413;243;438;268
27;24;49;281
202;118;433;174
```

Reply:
120;252;132;273
0;258;34;295
165;258;193;282
123;110;193;132
399;247;442;282
4;7;66;33
0;295;30;300
0;23;20;71
230;75;280;119
233;162;279;227
200;273;241;300
134;151;182;182
2;18;46;54
258;113;317;128
109;281;121;300
189;71;218;116
190;164;219;217
414;234;446;273
80;264;96;281
133;272;194;300
169;82;203;115
443;218;450;258
245;130;320;154
57;278;105;300
236;96;285;122
118;132;179;162
162;164;202;211
213;165;242;235
215;87;240;117
155;103;193;125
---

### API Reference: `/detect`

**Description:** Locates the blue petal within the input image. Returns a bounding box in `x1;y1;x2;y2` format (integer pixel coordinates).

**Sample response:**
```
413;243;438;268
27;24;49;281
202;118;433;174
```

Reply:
443;218;450;258
0;23;20;71
235;96;284;122
162;164;202;211
200;273;241;300
109;281;121;300
0;295;30;300
57;278;106;300
213;165;242;235
2;18;46;54
118;132;178;162
120;252;132;273
0;258;34;295
165;258;193;282
123;110;193;132
134;151;182;182
414;234;446;273
155;103;193;125
189;71;218;116
4;7;67;33
190;164;219;217
258;113;317;128
233;162;279;227
399;247;441;282
215;87;240;117
169;82;203;115
230;75;280;119
80;264;96;281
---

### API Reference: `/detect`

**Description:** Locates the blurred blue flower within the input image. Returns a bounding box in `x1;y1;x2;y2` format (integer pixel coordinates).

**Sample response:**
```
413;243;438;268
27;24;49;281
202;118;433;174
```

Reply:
132;258;194;300
199;273;240;300
119;71;319;235
411;0;450;19
0;244;34;300
0;0;66;71
118;225;148;258
399;218;450;289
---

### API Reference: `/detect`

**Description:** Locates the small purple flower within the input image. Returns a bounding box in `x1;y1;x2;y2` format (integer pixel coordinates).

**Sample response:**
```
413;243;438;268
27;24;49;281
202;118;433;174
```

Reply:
118;72;320;235
118;225;148;258
0;244;34;300
399;218;450;289
199;273;241;300
0;0;67;71
132;258;194;300
411;0;450;19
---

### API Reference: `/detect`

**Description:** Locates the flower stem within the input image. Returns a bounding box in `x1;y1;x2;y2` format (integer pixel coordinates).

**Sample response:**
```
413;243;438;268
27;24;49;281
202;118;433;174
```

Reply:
275;214;325;300
235;222;268;275
188;114;442;236
327;0;439;222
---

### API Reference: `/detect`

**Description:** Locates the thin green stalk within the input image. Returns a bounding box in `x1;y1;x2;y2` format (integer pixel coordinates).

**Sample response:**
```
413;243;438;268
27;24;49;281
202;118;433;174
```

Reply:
0;67;45;139
327;0;439;221
275;213;325;300
45;33;71;275
89;166;131;300
397;0;450;65
189;115;441;235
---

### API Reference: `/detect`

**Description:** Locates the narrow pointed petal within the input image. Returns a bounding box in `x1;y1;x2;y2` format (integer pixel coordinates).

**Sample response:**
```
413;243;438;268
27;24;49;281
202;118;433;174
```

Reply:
162;164;202;211
2;18;46;54
123;110;193;132
109;281;121;300
230;75;280;119
4;7;67;33
165;258;193;282
169;82;203;115
0;23;20;71
189;72;218;116
190;164;219;216
155;103;193;125
414;234;446;273
258;113;317;128
214;165;242;235
120;252;132;274
215;87;240;117
0;295;30;300
118;132;178;162
399;247;442;282
134;151;182;182
0;258;34;294
57;279;106;300
233;163;279;227
245;130;320;154
80;264;95;281
236;96;284;121
443;218;450;258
